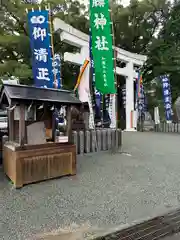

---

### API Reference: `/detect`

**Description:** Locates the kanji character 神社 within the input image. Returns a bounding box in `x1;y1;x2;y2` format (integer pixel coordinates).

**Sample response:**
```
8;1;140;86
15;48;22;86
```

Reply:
92;0;105;8
33;27;46;41
37;68;50;81
95;36;109;51
34;48;48;62
94;13;107;30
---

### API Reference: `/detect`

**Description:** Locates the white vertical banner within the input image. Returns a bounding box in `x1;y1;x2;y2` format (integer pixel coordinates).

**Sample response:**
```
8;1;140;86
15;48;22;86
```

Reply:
109;94;116;128
78;63;90;103
88;93;95;129
154;107;160;125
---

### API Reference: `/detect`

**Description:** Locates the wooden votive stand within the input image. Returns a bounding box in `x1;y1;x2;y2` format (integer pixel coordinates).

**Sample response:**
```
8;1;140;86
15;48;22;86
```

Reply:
0;84;81;188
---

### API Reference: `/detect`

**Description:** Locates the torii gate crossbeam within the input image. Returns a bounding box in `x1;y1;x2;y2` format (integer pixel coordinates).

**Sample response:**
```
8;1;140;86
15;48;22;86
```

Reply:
53;18;147;131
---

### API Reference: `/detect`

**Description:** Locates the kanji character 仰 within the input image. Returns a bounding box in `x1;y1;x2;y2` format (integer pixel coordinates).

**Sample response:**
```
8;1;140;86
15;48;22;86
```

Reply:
95;36;109;51
34;48;48;62
94;13;107;30
33;27;46;41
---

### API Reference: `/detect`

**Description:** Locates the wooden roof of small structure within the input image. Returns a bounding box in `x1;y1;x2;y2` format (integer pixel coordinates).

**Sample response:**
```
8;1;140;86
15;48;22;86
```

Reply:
0;84;81;106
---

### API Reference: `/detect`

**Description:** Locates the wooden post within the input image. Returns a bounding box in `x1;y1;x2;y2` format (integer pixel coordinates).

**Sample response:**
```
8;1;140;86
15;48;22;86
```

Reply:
8;109;14;142
66;106;72;143
19;104;26;146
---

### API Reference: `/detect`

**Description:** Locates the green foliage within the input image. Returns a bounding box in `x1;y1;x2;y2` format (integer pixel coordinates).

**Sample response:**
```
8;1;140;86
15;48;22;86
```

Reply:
112;0;171;53
0;0;180;113
0;0;88;88
144;0;180;105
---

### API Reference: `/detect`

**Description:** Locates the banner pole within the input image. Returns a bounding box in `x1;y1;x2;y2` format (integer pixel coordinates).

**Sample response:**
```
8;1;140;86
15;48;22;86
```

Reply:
89;29;99;151
109;3;119;154
48;3;58;89
110;4;118;130
101;95;104;128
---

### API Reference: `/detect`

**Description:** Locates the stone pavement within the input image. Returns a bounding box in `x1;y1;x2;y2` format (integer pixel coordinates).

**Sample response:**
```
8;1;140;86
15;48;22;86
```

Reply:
1;132;180;239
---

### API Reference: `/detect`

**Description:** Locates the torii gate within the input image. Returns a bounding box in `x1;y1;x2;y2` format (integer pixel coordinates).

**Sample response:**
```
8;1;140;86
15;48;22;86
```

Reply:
53;18;147;131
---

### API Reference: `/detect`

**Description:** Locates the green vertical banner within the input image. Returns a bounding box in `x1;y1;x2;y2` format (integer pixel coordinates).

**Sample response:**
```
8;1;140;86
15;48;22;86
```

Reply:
90;0;116;94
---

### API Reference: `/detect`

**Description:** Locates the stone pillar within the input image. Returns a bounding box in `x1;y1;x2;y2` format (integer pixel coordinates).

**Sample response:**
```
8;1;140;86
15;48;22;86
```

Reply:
107;129;112;150
85;130;90;153
72;131;78;154
126;62;135;131
84;112;89;129
102;129;107;151
118;129;122;147
96;130;102;151
79;131;84;155
91;130;96;152
111;129;116;150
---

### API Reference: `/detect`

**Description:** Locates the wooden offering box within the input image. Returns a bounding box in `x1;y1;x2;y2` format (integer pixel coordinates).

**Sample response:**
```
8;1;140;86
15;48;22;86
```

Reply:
3;142;76;188
0;84;82;188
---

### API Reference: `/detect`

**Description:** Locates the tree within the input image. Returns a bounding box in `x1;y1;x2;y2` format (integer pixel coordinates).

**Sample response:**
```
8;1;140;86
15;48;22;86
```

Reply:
0;0;88;88
110;0;172;116
0;0;177;101
112;0;171;54
144;0;180;104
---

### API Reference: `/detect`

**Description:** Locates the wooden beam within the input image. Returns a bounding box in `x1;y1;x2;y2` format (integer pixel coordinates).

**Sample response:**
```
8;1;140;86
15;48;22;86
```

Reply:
8;109;14;142
19;104;26;146
66;106;72;143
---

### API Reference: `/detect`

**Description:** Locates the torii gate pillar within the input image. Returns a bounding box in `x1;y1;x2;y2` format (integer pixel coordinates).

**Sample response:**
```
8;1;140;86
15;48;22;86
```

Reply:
126;61;135;131
53;19;147;131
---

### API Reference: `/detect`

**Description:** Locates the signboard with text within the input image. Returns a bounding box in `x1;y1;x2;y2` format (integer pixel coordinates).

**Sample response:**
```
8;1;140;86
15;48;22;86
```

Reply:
90;0;115;94
52;54;61;88
28;10;53;88
160;75;173;122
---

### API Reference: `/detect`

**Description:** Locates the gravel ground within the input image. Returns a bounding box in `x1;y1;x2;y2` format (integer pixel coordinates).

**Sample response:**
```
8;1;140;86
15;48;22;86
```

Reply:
162;233;180;240
1;132;180;239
